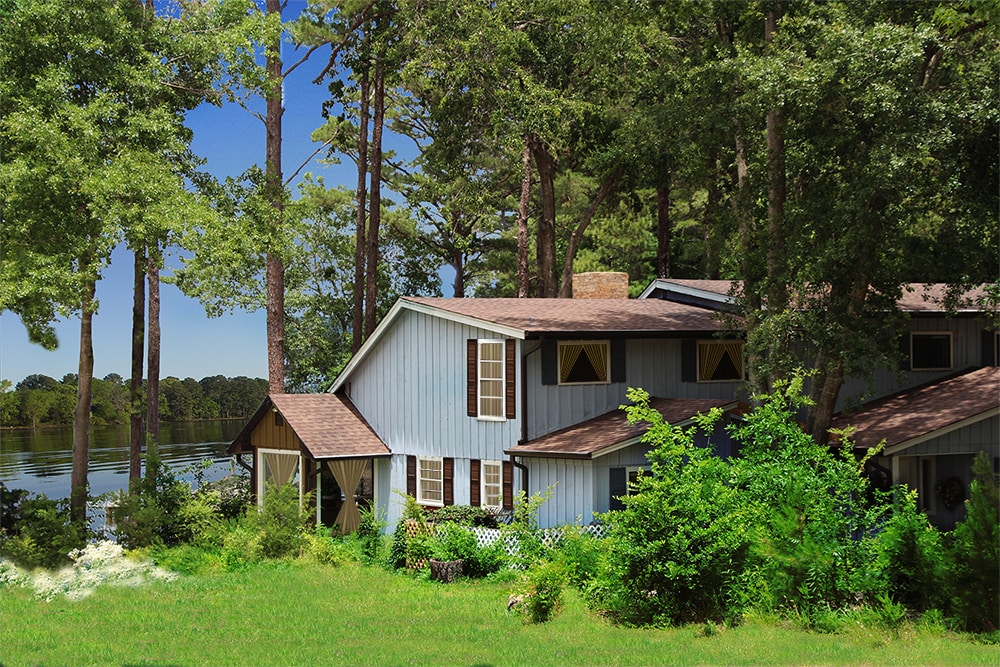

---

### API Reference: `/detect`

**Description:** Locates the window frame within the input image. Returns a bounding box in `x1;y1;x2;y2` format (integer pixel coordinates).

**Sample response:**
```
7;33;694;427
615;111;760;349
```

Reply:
480;460;503;509
557;339;611;386
696;339;745;383
416;456;445;507
910;332;953;371
625;466;645;496
476;339;506;421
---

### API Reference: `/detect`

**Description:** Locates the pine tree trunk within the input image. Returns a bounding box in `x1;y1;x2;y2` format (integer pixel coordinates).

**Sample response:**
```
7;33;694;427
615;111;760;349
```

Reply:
265;0;285;393
517;138;532;299
146;254;161;485
530;135;557;298
656;173;672;279
364;61;384;339
352;65;370;354
129;248;145;487
71;275;96;523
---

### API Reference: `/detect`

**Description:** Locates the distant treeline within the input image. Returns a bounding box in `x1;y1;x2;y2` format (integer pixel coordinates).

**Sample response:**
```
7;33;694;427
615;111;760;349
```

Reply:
0;374;269;428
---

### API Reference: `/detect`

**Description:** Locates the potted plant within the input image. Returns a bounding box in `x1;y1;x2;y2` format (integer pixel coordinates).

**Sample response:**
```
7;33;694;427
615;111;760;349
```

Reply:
428;523;474;583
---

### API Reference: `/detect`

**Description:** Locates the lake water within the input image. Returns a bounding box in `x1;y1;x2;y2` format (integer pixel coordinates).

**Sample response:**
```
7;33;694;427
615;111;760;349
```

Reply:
0;420;246;501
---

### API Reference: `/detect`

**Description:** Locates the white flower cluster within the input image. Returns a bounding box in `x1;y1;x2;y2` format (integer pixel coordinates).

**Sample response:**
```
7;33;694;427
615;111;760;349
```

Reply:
0;540;177;601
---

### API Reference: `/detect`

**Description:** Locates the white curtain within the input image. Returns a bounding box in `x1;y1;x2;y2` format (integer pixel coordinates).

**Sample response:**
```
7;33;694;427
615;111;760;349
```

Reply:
327;458;368;534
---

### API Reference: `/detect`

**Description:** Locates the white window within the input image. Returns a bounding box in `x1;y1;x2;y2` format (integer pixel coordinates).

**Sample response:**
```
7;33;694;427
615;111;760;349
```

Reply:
698;340;744;382
558;340;610;384
911;332;952;371
481;460;503;508
478;340;505;419
626;466;645;495
417;456;444;507
257;448;303;508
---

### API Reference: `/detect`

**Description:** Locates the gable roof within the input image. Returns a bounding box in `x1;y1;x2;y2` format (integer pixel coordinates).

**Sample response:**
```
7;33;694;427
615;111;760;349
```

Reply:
330;296;730;393
230;393;390;460
831;366;1000;454
641;279;990;315
506;397;741;459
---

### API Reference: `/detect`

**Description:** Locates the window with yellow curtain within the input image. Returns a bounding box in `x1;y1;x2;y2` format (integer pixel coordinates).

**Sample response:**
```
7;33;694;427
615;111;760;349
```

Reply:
558;340;610;384
697;340;744;381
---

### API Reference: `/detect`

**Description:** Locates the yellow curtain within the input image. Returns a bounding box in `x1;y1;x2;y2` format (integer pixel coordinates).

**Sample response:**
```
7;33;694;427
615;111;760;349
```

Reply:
699;343;726;381
327;458;369;534
264;451;299;488
724;342;744;378
583;343;608;382
559;344;583;383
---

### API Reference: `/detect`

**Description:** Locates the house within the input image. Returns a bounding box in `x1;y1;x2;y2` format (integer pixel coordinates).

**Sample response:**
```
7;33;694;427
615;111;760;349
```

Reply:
644;279;999;530
232;274;997;531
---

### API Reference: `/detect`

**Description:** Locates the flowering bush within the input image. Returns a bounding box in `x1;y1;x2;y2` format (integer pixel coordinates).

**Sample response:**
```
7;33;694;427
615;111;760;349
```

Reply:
1;540;176;601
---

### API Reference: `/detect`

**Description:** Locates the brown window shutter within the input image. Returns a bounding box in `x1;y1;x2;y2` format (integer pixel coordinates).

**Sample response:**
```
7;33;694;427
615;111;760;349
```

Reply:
406;455;416;498
467;339;478;417
505;339;516;419
443;457;454;506
469;459;481;506
502;461;514;510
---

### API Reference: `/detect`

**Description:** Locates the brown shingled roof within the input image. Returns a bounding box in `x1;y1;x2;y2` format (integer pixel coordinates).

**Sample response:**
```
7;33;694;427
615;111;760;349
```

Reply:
507;397;740;459
402;296;727;336
230;393;390;459
832;366;1000;452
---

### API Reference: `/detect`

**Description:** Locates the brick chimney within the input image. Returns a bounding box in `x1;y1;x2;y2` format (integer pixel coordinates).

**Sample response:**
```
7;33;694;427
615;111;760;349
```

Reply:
572;272;629;299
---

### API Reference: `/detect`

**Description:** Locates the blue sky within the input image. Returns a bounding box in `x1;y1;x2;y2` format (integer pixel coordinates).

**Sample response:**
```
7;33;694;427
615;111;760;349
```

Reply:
1;10;370;386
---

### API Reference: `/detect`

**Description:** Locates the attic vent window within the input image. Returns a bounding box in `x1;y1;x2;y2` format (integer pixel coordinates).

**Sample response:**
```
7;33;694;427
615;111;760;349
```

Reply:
911;332;952;371
274;411;284;427
559;341;610;384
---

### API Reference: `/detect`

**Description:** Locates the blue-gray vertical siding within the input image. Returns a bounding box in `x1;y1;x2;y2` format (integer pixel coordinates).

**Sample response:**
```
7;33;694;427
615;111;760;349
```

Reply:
346;309;522;527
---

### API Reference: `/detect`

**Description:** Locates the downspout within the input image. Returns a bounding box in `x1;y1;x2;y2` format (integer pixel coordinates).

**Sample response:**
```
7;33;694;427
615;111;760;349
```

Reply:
510;454;529;498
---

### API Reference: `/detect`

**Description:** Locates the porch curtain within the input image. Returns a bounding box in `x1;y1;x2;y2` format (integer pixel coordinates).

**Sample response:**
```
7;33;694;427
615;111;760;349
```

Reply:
264;451;298;488
327;458;368;534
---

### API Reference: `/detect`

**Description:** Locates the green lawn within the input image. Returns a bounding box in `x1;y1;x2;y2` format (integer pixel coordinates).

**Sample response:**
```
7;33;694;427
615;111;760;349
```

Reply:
1;560;996;666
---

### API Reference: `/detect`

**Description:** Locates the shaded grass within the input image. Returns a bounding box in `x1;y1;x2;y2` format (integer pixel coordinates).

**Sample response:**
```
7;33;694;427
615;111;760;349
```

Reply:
2;560;995;666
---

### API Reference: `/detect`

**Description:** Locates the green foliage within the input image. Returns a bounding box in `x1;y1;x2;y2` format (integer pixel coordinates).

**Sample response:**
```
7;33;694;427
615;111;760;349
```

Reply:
0;485;87;569
594;388;750;626
948;452;1000;632
243;482;312;560
354;504;386;565
729;375;889;614
874;488;950;613
516;560;568;624
109;450;191;549
550;527;607;590
427;504;496;527
199;473;252;520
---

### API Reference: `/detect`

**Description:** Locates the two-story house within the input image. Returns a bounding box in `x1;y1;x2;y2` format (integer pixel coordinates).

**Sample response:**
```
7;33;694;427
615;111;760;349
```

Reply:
230;275;997;531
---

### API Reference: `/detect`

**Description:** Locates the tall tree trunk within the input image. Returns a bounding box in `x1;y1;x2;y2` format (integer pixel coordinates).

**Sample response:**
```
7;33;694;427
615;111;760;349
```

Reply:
529;135;557;298
265;0;285;393
517;138;532;298
656;172;672;279
557;167;623;298
129;248;146;487
809;362;844;445
364;61;384;338
765;6;787;316
70;273;96;523
146;253;161;485
351;65;370;354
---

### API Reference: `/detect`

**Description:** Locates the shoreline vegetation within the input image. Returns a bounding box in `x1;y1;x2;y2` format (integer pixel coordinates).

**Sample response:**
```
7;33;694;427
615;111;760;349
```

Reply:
0;373;267;428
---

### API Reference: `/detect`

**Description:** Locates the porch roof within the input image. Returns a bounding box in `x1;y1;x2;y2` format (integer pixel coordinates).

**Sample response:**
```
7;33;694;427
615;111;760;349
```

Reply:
230;393;391;460
506;397;741;460
832;366;1000;454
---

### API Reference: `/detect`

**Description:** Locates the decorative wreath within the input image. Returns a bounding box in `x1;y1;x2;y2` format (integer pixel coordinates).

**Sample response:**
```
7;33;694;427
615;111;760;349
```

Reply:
935;476;966;510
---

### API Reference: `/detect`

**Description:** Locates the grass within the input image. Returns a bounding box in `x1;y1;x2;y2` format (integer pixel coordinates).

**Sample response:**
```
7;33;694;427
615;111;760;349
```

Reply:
1;559;997;666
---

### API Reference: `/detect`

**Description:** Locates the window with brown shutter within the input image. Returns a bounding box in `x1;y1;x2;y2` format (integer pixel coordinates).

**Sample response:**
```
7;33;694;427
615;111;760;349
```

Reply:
470;459;481;506
502;461;514;510
467;339;516;420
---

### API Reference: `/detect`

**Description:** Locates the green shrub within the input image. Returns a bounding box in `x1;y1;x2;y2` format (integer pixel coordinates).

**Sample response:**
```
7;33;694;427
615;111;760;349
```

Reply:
427;504;496;527
517;560;567;623
729;374;890;615
244;482;312;559
948;452;999;632
873;488;949;612
220;522;263;571
594;389;750;626
552;527;606;589
302;531;353;566
354;504;386;565
0;487;87;569
109;449;192;549
200;473;251;519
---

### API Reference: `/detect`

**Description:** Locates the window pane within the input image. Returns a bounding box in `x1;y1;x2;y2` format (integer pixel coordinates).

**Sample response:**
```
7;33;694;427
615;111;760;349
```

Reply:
912;334;951;370
418;458;443;504
482;461;502;507
698;341;743;381
559;341;609;384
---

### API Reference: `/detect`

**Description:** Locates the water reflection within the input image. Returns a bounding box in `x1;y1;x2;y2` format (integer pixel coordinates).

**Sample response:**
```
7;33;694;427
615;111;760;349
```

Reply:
0;420;246;499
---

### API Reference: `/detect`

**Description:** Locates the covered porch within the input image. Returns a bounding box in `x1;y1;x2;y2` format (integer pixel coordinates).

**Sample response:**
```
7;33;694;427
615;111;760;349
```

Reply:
230;393;391;534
